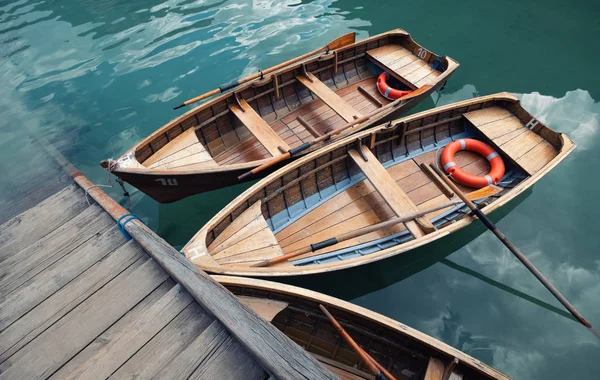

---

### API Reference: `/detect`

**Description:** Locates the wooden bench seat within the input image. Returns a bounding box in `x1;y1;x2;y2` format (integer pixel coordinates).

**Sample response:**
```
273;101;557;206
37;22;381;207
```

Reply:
229;99;290;157
296;72;362;123
144;127;218;170
348;145;435;238
463;107;558;175
424;357;445;380
367;44;441;89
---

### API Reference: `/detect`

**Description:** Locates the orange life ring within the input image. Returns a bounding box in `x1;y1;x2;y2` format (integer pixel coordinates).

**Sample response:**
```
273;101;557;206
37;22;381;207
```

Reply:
376;72;412;100
441;138;505;188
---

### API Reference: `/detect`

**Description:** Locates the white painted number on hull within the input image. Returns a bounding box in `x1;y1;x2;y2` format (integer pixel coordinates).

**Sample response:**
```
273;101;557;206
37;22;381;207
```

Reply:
417;47;427;59
155;178;178;186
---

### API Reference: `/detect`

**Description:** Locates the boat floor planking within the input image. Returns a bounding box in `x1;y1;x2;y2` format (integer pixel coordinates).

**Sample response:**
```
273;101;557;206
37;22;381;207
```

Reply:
182;93;575;276
103;29;458;202
215;276;511;380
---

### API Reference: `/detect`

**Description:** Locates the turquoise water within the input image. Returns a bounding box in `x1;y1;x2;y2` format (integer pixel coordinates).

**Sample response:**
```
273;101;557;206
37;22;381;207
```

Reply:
2;0;600;378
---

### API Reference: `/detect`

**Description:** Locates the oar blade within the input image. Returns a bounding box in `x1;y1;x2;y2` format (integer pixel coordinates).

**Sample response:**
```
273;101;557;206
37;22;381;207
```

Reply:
326;32;356;50
466;184;502;201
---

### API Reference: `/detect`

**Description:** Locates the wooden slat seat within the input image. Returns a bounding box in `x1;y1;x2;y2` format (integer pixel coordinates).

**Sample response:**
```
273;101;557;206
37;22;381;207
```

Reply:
144;127;217;170
424;357;445;380
464;107;558;175
296;72;362;123
348;145;435;238
366;44;441;89
229;99;290;157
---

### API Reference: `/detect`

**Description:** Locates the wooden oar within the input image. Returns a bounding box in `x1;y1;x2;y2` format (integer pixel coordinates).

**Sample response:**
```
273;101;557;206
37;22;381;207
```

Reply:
319;304;395;380
251;186;500;268
172;32;356;110
238;85;432;181
430;164;600;341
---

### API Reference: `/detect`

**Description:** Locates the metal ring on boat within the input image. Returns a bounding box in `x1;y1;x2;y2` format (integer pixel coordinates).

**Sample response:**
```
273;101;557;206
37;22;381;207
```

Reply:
440;138;505;188
376;72;412;100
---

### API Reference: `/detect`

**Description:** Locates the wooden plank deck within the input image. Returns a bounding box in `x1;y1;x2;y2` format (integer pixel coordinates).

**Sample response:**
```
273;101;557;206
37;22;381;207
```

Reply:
0;175;335;379
214;75;389;166
366;44;441;89
144;127;218;171
463;107;558;175
275;149;489;261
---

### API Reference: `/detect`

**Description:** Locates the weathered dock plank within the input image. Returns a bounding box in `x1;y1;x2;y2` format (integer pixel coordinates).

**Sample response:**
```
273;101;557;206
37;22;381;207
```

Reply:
49;280;176;379
0;243;145;363
0;185;88;259
56;284;194;379
109;302;213;379
0;165;336;379
0;206;116;300
0;258;169;379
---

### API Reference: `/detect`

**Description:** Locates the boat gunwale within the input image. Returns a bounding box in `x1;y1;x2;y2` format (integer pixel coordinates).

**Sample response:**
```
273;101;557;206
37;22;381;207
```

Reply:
112;28;458;175
214;275;512;380
183;93;576;276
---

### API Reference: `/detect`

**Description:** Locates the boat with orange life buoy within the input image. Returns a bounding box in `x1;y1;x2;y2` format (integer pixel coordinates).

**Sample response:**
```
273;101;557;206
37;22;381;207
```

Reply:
441;138;505;188
100;29;458;203
181;93;574;277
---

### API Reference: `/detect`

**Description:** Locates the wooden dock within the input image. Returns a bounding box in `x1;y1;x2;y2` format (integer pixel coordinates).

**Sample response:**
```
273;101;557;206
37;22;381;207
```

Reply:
0;161;336;378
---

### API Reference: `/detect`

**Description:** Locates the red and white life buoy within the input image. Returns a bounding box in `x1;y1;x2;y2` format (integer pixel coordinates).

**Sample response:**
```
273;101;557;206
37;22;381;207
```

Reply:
376;72;412;100
441;138;505;188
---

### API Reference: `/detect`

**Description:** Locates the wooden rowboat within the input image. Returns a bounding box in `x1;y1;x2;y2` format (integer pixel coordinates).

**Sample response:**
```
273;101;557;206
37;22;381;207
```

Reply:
217;275;510;380
182;93;575;276
101;29;458;203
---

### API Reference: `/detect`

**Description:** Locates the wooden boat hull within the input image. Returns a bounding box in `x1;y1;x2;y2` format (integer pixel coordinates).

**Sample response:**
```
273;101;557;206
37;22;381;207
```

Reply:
182;93;575;276
103;29;458;203
110;83;441;203
216;275;510;380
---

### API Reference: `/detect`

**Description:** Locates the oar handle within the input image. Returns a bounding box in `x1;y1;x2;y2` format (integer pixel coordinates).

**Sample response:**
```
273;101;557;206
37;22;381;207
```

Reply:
251;245;313;267
431;164;594;330
173;88;222;110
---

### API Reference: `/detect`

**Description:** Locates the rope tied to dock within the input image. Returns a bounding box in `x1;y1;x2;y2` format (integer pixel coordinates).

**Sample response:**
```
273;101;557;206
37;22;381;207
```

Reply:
116;213;144;240
100;158;132;209
84;184;112;206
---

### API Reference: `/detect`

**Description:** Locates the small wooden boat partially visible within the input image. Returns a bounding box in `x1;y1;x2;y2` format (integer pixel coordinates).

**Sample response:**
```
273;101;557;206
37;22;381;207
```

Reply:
182;93;575;276
217;275;510;380
101;29;458;203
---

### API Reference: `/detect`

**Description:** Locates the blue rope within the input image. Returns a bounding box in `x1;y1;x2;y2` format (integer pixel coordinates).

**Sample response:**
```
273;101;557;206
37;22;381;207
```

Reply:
116;213;143;240
430;57;445;71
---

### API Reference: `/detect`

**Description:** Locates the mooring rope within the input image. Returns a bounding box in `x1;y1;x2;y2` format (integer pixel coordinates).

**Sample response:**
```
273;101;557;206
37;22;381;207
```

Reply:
97;158;132;209
84;184;112;206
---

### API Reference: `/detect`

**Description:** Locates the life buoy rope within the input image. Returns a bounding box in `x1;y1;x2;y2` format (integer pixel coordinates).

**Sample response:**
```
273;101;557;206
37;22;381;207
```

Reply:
441;138;505;188
376;72;412;100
